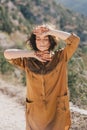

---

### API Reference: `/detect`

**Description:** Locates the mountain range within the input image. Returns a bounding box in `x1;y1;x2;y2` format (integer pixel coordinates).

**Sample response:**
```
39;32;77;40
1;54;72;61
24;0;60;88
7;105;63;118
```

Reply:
56;0;87;16
0;0;87;42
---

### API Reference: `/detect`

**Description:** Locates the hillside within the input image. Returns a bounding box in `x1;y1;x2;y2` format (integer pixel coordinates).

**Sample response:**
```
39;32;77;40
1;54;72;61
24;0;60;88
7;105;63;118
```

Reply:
0;0;87;108
0;0;87;42
56;0;87;16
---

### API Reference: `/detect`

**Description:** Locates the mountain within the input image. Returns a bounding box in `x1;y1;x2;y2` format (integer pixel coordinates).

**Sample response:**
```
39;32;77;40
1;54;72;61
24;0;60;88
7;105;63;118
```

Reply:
55;0;87;16
0;0;87;42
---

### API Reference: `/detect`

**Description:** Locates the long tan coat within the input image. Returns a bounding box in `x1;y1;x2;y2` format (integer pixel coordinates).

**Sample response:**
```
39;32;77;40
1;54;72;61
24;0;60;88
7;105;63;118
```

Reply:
8;34;80;130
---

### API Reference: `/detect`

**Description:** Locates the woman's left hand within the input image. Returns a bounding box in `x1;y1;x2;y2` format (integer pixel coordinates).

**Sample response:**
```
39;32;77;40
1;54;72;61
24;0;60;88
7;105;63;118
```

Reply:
35;50;54;62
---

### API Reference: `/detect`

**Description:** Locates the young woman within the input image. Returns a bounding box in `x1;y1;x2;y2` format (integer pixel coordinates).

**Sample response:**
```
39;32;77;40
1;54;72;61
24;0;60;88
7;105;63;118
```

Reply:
4;25;80;130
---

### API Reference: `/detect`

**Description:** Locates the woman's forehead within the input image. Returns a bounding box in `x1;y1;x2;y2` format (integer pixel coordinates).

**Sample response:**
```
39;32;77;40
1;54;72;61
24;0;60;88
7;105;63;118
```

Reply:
36;36;48;38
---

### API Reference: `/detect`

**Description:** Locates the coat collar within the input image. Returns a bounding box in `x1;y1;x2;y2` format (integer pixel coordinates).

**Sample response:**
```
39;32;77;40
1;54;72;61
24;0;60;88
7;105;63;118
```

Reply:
26;50;62;74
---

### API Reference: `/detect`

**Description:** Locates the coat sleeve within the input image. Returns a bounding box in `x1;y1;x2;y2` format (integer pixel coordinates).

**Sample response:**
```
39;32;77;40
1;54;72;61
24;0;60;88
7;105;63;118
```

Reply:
7;57;27;70
63;33;80;61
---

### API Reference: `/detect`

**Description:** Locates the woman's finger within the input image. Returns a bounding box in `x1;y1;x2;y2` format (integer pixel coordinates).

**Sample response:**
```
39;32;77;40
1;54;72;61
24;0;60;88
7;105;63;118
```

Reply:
41;57;52;61
36;56;47;62
33;26;50;35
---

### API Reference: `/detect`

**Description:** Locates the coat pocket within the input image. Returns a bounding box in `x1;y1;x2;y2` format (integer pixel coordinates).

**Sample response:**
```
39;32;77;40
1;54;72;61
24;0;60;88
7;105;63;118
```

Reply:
26;98;33;113
56;94;69;112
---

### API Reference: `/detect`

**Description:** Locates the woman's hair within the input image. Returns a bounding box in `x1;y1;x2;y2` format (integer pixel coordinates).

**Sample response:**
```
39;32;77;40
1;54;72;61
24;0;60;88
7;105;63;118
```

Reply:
26;33;57;51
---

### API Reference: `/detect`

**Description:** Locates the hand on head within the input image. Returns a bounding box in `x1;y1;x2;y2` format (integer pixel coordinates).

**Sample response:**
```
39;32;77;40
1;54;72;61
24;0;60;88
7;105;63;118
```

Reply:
33;25;50;37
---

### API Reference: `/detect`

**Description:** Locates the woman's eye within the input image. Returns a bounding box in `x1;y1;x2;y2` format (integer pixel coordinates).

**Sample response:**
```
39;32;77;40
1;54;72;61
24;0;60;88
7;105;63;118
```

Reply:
36;39;40;41
44;39;48;41
36;38;49;41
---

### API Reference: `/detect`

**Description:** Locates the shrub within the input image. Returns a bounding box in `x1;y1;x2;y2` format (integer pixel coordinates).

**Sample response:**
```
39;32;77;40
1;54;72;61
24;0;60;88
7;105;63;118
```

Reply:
0;5;13;33
0;52;14;74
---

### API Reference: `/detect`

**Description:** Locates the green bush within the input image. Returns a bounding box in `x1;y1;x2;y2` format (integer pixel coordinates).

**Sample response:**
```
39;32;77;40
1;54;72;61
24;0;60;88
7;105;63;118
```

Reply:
0;5;13;33
21;71;26;86
68;53;87;105
0;52;14;74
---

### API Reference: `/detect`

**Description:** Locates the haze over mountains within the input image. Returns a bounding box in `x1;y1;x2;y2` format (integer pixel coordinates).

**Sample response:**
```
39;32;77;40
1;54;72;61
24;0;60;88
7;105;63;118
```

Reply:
56;0;87;16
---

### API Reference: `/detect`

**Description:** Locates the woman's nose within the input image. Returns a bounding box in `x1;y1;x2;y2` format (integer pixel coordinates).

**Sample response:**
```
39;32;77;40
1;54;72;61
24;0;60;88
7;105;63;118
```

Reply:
40;38;44;43
40;41;44;45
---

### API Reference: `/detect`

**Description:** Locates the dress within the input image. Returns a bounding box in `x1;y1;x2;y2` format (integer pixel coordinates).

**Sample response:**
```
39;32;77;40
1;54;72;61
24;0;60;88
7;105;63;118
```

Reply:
7;34;80;130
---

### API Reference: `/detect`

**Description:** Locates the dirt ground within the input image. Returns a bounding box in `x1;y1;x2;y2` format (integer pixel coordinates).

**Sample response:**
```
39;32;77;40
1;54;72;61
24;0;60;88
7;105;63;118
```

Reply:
0;92;25;130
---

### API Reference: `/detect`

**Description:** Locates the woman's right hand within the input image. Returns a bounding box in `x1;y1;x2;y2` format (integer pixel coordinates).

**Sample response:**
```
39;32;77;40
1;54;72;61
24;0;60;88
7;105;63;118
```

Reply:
33;25;49;36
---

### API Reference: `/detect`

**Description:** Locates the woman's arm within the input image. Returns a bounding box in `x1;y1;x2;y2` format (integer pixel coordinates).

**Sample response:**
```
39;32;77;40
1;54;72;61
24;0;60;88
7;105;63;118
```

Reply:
4;49;52;62
33;26;71;40
4;49;35;60
48;29;71;40
33;26;80;61
35;26;79;41
49;29;80;60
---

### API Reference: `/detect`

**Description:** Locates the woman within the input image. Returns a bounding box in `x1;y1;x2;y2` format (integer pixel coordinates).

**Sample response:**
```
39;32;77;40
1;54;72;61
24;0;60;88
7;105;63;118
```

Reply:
4;24;80;130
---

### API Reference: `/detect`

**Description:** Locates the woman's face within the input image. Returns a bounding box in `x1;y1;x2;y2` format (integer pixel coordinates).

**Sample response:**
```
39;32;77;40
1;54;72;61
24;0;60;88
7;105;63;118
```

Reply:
36;36;50;51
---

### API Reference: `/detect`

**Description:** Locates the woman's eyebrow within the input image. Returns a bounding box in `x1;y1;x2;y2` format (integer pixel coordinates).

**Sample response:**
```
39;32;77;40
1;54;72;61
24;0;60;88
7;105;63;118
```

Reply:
36;36;40;39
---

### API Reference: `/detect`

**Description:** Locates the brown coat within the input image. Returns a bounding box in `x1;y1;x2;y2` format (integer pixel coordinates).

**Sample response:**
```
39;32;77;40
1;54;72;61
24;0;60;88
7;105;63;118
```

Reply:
8;34;80;130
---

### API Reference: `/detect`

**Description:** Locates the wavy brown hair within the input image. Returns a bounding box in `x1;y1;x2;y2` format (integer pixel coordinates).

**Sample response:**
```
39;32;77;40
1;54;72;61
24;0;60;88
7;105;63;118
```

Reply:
26;33;57;51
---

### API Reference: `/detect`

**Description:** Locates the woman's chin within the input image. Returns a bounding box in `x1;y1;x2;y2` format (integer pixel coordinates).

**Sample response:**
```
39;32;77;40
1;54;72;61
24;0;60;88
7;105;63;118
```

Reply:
38;48;49;52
